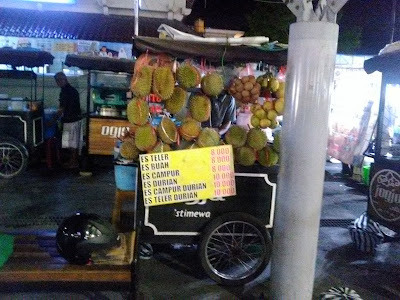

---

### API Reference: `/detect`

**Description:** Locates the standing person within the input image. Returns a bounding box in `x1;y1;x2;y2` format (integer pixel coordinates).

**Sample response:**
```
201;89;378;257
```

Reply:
202;90;236;137
54;72;82;169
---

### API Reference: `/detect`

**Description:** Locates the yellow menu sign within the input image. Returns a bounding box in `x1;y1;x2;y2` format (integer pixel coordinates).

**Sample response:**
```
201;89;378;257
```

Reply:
139;145;236;206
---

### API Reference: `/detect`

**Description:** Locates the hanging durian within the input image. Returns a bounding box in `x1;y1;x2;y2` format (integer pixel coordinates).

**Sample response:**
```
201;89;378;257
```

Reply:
176;64;201;90
135;124;158;151
127;98;149;126
152;66;175;100
157;117;178;144
130;66;153;97
201;72;224;97
164;87;187;114
189;94;211;122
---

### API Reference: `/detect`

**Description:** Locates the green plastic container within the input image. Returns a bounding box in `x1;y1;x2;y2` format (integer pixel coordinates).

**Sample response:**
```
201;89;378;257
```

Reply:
0;234;14;268
363;165;371;186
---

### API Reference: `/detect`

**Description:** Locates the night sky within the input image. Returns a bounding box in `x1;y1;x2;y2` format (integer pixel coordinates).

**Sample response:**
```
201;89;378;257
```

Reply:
184;0;400;55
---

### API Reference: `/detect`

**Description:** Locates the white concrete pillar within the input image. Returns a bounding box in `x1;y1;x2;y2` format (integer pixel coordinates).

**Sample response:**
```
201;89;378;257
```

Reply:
270;21;339;299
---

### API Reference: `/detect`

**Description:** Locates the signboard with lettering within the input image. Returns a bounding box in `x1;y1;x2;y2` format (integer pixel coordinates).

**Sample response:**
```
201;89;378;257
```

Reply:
139;145;236;206
368;161;400;230
88;117;136;155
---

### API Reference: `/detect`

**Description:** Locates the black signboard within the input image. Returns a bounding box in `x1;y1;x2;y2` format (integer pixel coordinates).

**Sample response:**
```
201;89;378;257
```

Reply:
137;166;277;244
367;159;400;231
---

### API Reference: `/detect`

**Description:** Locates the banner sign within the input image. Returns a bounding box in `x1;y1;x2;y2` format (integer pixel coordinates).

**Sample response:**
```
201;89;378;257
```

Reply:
139;145;236;206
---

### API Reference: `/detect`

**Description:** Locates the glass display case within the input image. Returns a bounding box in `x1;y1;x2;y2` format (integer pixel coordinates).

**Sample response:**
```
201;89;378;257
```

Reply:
89;70;131;117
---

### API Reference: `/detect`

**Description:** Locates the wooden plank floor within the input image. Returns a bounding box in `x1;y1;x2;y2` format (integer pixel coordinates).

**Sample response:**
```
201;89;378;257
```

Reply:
0;234;131;283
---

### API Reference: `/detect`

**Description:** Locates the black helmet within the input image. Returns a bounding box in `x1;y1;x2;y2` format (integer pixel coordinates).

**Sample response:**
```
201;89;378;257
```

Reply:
56;213;119;265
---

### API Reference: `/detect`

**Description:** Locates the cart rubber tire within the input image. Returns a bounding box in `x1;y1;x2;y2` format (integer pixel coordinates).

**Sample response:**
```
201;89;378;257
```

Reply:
0;136;28;179
199;212;272;286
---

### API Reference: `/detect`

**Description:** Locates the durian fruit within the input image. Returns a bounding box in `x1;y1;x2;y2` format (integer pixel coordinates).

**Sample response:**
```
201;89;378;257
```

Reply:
135;124;158;151
176;64;201;90
130;66;153;97
127;98;149;126
157;117;178;144
164;87;187;114
119;138;140;161
201;72;224;97
224;125;247;148
273;131;280;153
235;146;256;166
186;143;199;150
196;128;221;148
179;118;202;141
257;145;279;167
246;128;267;151
152;66;175;100
149;141;172;153
189;94;211;122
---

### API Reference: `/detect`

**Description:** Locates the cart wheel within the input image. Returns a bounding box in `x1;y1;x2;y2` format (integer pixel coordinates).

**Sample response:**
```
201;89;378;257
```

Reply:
0;137;28;179
199;212;272;286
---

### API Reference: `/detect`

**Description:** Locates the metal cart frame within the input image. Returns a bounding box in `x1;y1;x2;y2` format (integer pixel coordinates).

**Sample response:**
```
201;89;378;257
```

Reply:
0;49;54;178
134;163;278;286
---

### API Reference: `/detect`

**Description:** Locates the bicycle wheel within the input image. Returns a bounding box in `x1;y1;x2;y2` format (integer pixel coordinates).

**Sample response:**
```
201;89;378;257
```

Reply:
199;212;272;286
0;137;28;179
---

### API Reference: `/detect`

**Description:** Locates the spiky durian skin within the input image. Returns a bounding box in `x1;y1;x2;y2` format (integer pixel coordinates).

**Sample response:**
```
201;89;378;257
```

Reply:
135;124;157;151
177;64;200;90
224;125;247;148
157;118;178;144
201;73;224;97
165;87;187;114
273;132;280;153
120;139;140;161
196;128;221;148
235;146;256;166
152;66;175;100
148;141;172;153
127;98;149;126
246;128;267;151
179;118;201;141
257;145;279;167
189;94;211;122
131;66;153;97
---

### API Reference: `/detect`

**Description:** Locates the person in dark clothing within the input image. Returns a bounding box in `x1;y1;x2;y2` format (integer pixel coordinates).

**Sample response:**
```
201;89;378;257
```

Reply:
201;91;236;136
54;72;82;169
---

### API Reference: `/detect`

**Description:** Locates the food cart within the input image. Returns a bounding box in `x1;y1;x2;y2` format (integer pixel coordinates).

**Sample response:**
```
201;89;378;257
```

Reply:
0;48;54;178
64;55;135;158
351;50;400;251
126;36;288;285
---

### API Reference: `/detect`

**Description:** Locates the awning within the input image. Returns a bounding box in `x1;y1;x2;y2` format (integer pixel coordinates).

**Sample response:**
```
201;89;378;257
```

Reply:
133;36;287;66
0;47;54;67
65;54;134;73
0;8;198;43
364;52;400;74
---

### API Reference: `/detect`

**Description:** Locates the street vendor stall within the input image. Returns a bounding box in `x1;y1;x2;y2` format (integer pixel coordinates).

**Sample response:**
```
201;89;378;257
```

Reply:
0;48;54;178
108;35;289;285
64;54;135;156
349;50;400;253
363;51;400;232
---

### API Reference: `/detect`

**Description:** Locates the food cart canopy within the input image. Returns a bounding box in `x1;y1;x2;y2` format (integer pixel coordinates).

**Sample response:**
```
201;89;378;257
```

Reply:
0;47;54;68
65;55;135;73
0;70;37;80
133;36;287;66
364;51;400;75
